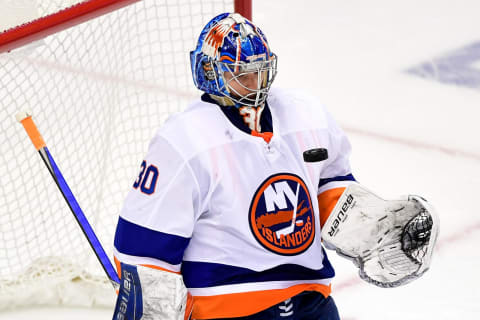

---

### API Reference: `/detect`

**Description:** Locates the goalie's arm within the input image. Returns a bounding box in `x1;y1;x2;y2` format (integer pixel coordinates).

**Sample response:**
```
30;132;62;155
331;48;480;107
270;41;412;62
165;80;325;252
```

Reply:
317;176;356;229
112;132;201;319
113;208;194;319
113;201;194;319
316;106;358;229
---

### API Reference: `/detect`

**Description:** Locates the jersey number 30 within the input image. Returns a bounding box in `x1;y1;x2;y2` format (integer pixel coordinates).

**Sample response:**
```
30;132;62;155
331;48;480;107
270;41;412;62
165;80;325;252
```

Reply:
133;160;158;195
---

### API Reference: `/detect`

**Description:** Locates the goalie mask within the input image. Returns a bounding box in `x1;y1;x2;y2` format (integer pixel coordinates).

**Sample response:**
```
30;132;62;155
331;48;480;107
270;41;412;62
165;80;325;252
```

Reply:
190;13;277;108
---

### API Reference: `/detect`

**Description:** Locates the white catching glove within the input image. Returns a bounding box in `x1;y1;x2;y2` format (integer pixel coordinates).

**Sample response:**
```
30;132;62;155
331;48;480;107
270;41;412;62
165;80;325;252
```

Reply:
321;184;439;288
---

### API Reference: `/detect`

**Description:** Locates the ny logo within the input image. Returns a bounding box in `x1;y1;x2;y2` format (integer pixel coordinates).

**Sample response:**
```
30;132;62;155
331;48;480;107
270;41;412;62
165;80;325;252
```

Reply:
263;181;298;212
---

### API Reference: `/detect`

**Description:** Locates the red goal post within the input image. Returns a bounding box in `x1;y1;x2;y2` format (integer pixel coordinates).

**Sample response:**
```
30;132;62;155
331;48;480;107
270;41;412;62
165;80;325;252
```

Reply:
0;0;251;310
0;0;252;53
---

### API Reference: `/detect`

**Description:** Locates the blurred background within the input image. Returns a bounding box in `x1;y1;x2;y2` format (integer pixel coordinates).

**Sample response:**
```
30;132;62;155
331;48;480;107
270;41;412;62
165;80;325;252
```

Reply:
2;0;479;319
254;1;480;319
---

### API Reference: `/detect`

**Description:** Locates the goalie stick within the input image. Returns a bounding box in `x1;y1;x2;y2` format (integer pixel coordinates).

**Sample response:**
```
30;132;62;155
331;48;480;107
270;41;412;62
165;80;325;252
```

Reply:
16;110;120;289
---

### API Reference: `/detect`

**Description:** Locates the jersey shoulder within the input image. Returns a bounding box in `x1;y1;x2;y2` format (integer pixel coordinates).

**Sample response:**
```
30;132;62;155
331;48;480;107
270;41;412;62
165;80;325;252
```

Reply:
267;87;332;133
153;99;233;160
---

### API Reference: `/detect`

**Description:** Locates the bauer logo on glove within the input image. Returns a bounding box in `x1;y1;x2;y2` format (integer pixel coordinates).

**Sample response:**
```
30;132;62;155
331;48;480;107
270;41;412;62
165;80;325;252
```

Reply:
321;183;439;288
326;194;354;238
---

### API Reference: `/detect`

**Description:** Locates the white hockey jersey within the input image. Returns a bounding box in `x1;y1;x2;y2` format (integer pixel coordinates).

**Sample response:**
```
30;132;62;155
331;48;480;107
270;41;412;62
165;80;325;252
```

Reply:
114;88;355;319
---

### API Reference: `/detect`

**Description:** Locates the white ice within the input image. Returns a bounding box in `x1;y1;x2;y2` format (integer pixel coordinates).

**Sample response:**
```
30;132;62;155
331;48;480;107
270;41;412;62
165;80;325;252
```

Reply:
1;0;479;319
255;1;480;319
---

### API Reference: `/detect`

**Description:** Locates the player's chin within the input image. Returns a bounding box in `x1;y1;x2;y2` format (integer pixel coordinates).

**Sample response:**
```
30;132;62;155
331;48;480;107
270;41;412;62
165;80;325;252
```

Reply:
229;90;249;99
228;85;255;98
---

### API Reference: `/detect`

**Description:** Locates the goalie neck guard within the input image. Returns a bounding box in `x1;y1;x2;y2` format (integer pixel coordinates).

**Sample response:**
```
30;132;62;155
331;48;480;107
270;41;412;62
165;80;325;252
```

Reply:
190;13;277;108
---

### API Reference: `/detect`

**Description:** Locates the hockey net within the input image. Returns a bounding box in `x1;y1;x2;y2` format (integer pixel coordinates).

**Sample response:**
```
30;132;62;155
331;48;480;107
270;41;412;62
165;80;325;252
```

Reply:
0;0;244;309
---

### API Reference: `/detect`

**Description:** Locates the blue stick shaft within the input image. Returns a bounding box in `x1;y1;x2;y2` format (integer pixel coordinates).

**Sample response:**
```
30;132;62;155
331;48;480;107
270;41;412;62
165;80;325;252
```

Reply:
40;146;120;286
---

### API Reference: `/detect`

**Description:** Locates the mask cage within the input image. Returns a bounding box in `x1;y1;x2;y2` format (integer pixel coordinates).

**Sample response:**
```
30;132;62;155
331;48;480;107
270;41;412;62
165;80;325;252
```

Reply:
211;54;277;107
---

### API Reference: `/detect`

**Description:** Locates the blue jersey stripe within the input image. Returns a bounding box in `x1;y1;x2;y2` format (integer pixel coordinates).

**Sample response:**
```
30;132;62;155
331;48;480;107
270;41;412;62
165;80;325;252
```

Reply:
318;173;356;188
181;251;335;288
114;216;190;265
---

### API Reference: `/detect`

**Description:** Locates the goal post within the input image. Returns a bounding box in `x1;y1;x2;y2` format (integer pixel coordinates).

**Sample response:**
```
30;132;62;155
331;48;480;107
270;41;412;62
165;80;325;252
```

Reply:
0;0;141;53
0;0;253;54
0;0;252;310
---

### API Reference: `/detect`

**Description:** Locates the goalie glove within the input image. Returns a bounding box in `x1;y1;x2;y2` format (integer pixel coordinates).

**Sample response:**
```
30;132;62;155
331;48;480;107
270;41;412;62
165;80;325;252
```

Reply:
321;184;439;288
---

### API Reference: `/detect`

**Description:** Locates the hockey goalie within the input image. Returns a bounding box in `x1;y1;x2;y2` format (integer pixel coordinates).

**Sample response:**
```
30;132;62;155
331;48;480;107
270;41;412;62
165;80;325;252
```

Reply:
112;12;439;320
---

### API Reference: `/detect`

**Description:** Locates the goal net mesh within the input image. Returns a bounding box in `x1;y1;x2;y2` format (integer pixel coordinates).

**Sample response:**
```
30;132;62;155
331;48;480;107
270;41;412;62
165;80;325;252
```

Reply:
0;0;232;309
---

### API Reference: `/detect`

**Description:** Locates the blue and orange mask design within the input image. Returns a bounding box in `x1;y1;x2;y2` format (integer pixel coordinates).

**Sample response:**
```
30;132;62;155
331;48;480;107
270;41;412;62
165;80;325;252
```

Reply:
190;12;277;108
249;173;315;255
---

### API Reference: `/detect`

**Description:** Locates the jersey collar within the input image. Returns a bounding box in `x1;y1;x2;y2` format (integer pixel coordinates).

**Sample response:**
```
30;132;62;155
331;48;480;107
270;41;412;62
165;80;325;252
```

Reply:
201;93;273;140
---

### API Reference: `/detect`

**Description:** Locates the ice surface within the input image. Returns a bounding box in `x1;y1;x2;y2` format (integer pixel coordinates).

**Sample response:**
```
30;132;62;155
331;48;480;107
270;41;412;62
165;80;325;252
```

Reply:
254;1;480;319
2;0;479;319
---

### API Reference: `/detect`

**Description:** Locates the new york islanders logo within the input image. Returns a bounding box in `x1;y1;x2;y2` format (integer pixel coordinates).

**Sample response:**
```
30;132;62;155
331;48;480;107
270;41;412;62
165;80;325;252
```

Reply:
249;173;315;255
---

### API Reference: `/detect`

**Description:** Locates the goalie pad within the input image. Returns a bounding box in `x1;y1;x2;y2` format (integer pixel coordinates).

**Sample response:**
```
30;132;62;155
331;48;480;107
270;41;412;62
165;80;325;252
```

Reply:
321;184;439;288
113;263;189;320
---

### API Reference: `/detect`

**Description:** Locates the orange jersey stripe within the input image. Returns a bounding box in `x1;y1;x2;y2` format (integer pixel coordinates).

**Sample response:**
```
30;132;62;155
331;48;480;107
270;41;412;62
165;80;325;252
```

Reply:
114;257;180;278
317;187;346;228
192;283;331;319
185;292;194;320
140;263;181;274
114;256;180;274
